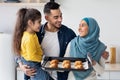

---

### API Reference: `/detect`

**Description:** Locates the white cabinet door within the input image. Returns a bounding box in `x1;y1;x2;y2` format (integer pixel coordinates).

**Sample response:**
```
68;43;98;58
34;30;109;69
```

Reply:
97;72;109;80
110;71;120;79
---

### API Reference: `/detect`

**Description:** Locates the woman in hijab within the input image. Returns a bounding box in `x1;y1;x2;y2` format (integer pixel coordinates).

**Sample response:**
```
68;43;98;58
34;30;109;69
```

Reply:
65;17;108;80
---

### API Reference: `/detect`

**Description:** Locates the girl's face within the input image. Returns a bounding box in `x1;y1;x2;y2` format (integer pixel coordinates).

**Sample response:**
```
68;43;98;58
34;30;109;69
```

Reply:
78;20;89;37
27;18;41;33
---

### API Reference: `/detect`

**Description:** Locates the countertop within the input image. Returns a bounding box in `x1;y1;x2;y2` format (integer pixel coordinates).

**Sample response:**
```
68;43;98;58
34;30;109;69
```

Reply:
17;63;120;71
105;63;120;71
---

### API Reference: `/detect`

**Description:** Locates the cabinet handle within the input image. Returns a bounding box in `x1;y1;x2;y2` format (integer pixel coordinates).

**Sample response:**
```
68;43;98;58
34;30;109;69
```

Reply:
97;74;101;77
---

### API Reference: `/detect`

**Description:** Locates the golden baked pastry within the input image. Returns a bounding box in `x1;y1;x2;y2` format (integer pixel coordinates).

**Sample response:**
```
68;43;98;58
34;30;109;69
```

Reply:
49;63;58;68
62;60;71;69
74;60;83;69
49;59;59;68
50;59;59;65
74;61;82;66
74;64;83;69
62;60;70;64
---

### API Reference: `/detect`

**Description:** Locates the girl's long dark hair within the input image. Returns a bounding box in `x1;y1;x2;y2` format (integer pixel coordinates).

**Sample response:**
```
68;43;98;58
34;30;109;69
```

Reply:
13;8;41;55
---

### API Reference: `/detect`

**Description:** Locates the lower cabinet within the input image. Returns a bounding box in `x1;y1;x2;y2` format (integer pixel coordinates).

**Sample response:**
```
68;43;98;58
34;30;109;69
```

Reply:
97;71;120;80
109;71;120;79
97;71;109;80
17;68;120;80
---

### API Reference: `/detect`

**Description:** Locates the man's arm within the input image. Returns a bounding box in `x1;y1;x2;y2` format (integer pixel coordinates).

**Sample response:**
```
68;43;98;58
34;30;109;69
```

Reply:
15;56;36;76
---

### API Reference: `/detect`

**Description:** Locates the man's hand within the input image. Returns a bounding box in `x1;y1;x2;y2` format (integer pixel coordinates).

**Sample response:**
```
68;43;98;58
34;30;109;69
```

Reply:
19;63;36;76
102;51;109;60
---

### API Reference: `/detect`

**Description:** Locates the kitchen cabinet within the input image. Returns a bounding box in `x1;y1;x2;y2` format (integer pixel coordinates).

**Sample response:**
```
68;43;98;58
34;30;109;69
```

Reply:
0;0;46;7
97;63;120;80
0;3;45;7
0;0;47;3
109;71;120;79
97;71;120;80
17;64;120;80
97;72;109;80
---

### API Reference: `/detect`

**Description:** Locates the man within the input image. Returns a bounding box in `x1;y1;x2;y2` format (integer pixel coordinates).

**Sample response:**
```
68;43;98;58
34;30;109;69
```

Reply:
17;1;76;80
36;1;76;80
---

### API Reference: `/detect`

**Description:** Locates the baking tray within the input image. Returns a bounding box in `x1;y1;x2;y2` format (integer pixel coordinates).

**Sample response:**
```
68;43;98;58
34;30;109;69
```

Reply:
41;56;89;71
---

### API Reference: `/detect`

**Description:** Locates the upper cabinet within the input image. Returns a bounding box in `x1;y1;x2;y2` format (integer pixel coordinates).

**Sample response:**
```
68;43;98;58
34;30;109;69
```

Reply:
0;0;48;7
0;0;48;6
0;0;48;3
0;3;45;7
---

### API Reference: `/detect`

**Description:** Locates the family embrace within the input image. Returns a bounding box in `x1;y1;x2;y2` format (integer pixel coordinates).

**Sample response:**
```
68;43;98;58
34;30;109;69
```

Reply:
12;0;109;80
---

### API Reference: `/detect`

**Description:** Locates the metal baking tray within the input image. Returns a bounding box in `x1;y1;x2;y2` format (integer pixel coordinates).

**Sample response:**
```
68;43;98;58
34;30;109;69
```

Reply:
41;56;89;71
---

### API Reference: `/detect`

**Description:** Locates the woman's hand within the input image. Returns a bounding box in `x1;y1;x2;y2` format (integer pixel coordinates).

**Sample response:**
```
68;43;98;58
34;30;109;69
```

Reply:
102;51;109;60
19;63;36;76
91;60;96;66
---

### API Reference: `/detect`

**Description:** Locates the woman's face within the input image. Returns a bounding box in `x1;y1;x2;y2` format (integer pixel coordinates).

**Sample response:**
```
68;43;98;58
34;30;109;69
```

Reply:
78;20;89;37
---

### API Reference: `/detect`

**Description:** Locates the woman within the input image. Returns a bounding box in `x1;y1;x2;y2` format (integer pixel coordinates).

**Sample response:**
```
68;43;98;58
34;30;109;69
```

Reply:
65;17;108;80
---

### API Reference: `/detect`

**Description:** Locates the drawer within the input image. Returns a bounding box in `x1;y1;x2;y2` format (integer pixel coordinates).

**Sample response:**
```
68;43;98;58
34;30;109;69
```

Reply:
110;71;120;79
97;72;109;79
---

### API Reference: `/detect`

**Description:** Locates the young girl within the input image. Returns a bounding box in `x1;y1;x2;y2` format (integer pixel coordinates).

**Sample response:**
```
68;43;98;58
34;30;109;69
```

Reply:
13;8;51;80
65;17;108;80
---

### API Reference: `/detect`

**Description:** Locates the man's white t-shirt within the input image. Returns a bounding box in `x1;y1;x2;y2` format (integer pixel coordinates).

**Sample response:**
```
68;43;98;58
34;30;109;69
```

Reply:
41;30;60;80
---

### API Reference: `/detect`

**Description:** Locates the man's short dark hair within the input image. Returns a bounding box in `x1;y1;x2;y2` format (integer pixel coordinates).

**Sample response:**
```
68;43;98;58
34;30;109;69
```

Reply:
44;2;60;14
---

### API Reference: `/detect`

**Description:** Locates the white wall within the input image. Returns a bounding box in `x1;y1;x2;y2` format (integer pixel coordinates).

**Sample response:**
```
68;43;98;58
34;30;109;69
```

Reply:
0;34;15;80
60;0;120;45
0;4;45;33
59;0;120;62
